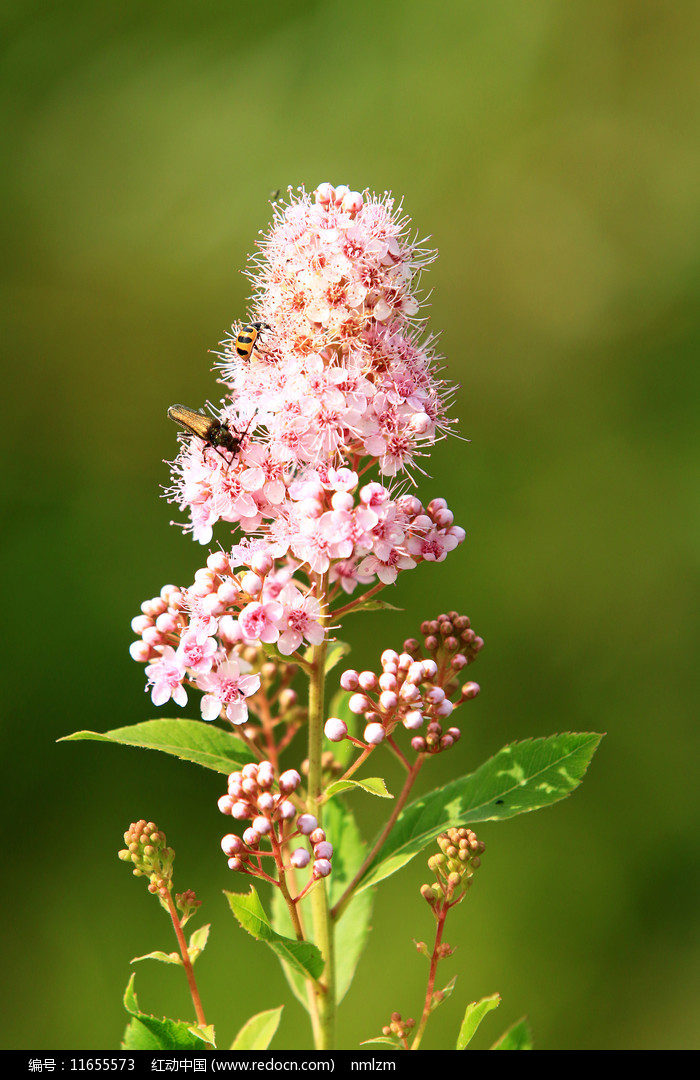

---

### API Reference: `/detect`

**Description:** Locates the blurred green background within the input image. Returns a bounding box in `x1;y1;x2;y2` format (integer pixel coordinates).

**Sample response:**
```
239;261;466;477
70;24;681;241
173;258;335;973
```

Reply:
2;0;698;1052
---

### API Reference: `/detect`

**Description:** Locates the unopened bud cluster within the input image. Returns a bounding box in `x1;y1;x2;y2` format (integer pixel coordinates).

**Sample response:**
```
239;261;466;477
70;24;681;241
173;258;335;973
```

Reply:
421;827;485;908
325;612;482;752
218;761;333;882
381;1012;415;1048
118;820;175;898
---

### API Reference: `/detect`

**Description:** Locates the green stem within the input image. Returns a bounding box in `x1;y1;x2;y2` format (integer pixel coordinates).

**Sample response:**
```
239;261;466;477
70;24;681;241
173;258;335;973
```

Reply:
306;571;335;1050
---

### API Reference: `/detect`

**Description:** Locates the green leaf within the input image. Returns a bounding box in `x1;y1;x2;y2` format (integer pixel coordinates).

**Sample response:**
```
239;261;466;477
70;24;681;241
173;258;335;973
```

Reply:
360;1037;399;1047
60;719;256;774
491;1017;533;1050
327;799;374;1004
188;923;210;961
325;640;352;674
345;598;403;615
270;798;374;1009
326;777;393;800
456;993;501;1049
131;950;182;965
225;886;324;983
121;975;215;1050
231;1006;283;1050
358;733;603;891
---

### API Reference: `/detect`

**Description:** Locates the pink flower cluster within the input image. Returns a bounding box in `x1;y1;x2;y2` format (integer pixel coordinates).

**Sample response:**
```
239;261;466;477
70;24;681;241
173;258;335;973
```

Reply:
325;612;483;754
133;184;467;719
129;552;325;721
218;762;333;884
168;182;456;545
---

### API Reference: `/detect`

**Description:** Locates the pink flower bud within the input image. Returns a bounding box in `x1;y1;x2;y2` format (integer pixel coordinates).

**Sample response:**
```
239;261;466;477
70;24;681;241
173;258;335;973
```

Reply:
315;182;335;205
243;827;260;847
314;841;333;860
221;834;242;856
406;663;425;685
218;795;235;815
240;572;262;596
310;828;326;845
403;710;424;730
291;848;311;868
201;593;225;617
252;816;271;835
364;722;385;745
324;717;348;742
381;649;400;666
231;801;251;820
341;190;363;214
279;769;301;793
349;693;371;714
228;856;244;871
358;671;378;691
207;551;230;574
131;615;153;635
278;800;296;820
379;672;398;692
340;669;359;691
313;859;332;878
250;552;274;575
461;681;480;699
257;792;276;812
217;581;240;604
409;411;432;434
297;814;318;835
129;641;151;662
434;699;454;718
379;690;398;711
257;761;275;788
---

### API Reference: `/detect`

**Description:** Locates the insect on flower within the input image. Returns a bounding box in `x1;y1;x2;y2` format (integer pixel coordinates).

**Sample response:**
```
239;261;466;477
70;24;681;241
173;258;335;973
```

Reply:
234;322;271;362
167;405;251;464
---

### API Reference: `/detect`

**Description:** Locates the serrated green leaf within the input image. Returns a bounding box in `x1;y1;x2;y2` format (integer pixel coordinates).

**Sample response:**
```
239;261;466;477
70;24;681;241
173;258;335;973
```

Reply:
121;975;214;1050
226;886;324;983
231;1006;283;1050
60;719;256;773
188;923;210;960
456;993;501;1049
358;733;603;891
326;776;393;799
325;640;352;674
491;1017;533;1050
131;950;182;965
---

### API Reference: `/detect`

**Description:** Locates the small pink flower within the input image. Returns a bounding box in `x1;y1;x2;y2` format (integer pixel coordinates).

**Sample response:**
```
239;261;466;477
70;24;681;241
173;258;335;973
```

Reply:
197;659;261;726
145;646;187;707
176;630;218;674
275;584;326;656
238;600;283;644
